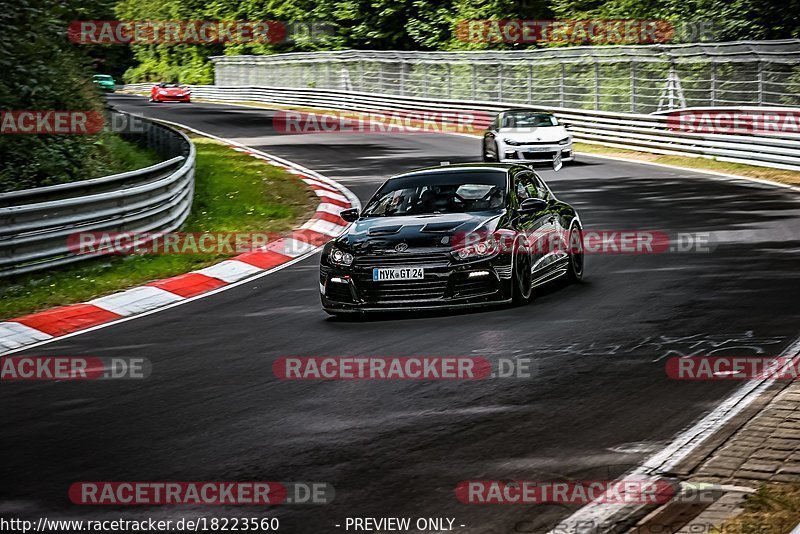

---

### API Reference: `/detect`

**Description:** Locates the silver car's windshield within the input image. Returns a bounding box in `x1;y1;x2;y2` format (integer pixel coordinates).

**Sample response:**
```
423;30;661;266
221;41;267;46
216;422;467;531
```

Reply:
500;112;559;129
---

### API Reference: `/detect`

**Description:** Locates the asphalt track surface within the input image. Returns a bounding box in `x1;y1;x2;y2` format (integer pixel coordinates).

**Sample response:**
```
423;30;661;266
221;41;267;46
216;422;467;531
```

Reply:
1;94;799;533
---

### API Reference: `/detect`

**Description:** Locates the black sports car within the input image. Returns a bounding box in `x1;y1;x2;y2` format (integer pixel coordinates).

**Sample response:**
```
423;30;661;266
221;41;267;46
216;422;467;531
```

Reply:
320;163;583;315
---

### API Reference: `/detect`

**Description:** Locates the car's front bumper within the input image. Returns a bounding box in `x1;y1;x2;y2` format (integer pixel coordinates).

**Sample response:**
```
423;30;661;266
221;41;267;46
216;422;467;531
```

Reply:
320;255;513;313
498;145;574;164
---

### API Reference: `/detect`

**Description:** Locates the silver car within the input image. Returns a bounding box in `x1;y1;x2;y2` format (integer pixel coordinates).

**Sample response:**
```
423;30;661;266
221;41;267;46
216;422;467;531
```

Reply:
483;109;574;165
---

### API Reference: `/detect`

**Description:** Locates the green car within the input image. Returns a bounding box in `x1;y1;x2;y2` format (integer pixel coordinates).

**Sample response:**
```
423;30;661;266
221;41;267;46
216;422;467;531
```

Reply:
92;74;116;93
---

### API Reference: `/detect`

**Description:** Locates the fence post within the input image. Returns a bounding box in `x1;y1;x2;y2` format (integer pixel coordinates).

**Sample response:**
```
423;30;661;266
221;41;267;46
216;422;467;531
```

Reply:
498;63;504;102
710;62;717;106
527;63;533;104
594;61;600;110
423;62;429;98
447;63;452;99
400;60;406;96
471;64;477;99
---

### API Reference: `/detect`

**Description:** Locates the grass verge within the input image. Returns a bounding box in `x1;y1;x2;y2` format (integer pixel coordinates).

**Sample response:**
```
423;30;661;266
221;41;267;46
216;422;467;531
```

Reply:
716;484;800;533
0;135;317;320
574;142;800;188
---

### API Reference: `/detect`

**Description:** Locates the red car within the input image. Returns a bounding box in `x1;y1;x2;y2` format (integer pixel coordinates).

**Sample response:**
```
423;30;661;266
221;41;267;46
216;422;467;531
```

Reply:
150;82;191;103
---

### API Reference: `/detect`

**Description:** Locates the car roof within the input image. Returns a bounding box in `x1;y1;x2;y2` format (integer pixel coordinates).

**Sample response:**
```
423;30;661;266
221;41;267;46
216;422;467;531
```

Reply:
391;163;531;180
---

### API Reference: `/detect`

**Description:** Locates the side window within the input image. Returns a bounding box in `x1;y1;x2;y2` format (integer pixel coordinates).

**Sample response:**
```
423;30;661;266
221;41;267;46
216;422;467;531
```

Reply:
517;172;539;200
515;172;537;202
531;173;550;200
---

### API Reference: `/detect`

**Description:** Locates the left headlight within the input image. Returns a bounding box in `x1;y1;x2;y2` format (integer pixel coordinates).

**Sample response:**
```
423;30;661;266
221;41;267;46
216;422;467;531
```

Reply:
502;138;522;146
329;247;354;267
558;136;572;145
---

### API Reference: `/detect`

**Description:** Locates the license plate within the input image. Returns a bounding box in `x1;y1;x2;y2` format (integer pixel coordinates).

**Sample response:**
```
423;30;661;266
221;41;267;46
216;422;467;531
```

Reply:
373;267;425;281
526;146;552;152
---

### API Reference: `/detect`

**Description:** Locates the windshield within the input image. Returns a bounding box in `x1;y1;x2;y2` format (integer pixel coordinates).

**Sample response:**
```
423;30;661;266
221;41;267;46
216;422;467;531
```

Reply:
160;83;181;88
362;172;506;217
500;112;559;129
93;75;113;81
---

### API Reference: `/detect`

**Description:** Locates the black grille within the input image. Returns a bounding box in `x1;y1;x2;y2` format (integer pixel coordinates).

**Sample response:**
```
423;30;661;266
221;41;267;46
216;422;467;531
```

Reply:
325;281;354;303
356;278;448;303
452;275;499;298
521;151;557;160
517;141;559;146
354;252;451;268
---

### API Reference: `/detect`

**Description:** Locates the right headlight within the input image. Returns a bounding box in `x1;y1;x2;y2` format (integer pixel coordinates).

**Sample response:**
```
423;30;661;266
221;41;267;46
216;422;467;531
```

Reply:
329;247;354;267
452;233;499;261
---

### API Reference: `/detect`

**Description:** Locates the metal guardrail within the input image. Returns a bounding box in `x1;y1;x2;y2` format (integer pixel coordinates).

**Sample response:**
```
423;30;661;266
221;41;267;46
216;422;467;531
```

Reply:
0;111;196;277
124;83;800;172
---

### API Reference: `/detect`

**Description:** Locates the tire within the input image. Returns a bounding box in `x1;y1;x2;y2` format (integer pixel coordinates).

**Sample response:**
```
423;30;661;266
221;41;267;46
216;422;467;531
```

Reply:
512;243;533;305
566;223;584;282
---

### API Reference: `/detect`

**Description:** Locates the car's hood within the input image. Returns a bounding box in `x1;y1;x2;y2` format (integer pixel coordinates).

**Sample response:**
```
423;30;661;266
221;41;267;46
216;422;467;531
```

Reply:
498;126;568;142
336;212;502;252
158;87;189;94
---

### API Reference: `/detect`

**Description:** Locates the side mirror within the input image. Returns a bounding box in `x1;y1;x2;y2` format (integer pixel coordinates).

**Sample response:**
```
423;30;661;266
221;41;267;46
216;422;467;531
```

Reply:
340;208;360;223
519;198;548;214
